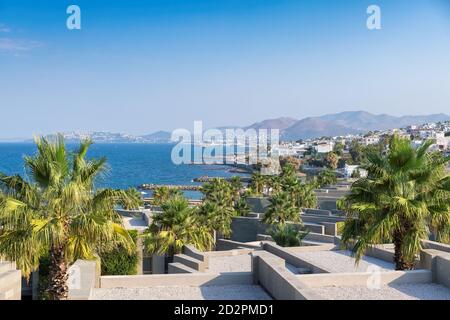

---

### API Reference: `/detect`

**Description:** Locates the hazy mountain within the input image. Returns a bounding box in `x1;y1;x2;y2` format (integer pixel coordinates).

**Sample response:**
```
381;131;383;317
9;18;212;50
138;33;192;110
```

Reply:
318;111;450;132
282;117;362;140
141;131;172;143
282;111;450;140
21;111;450;143
245;117;298;131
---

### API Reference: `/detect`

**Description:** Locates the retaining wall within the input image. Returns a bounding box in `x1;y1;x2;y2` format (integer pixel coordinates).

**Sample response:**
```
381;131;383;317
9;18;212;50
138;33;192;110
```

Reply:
0;261;21;300
100;272;253;288
251;251;321;300
68;260;99;300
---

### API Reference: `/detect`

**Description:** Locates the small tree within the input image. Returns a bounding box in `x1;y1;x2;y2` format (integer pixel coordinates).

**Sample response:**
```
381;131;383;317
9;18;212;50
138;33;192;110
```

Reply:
325;152;339;170
0;136;141;300
263;192;299;225
152;186;182;206
317;169;337;187
143;196;213;259
269;224;309;247
340;135;450;270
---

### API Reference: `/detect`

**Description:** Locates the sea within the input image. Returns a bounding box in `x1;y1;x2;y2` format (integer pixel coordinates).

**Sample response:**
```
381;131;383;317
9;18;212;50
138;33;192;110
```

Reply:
0;143;248;199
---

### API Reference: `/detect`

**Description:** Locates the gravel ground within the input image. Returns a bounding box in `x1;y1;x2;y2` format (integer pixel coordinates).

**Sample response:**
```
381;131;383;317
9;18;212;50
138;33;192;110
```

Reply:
91;285;271;300
206;254;252;273
312;283;450;300
294;250;395;273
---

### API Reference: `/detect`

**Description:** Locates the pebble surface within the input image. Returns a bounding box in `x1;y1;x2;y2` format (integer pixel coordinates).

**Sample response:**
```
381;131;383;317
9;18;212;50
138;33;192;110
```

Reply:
92;285;272;300
312;283;450;300
206;254;252;273
294;250;395;273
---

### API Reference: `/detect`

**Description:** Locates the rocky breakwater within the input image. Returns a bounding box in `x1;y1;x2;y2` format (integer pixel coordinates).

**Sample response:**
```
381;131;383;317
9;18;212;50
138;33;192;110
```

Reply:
139;184;201;191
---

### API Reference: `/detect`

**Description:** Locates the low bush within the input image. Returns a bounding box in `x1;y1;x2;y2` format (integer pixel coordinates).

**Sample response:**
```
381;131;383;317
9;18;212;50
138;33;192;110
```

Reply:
100;230;139;275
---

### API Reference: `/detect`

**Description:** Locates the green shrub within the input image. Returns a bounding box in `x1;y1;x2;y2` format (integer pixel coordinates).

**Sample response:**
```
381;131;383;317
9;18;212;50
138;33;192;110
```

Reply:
100;230;139;275
269;224;309;247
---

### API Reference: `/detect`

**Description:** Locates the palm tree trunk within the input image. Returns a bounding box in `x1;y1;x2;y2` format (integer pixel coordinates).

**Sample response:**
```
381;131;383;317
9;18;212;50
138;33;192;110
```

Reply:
393;230;414;270
47;243;69;300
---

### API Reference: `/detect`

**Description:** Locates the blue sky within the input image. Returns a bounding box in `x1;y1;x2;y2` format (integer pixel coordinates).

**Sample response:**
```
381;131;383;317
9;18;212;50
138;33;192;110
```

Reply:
0;0;449;138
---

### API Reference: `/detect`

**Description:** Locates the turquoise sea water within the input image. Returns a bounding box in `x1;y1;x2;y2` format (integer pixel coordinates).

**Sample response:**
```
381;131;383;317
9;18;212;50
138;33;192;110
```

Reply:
0;143;247;199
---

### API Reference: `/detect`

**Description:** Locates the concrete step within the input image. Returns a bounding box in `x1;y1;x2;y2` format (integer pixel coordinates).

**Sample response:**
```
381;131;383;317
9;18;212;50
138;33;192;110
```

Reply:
183;245;209;264
168;262;198;274
173;254;206;272
0;269;22;300
0;262;16;273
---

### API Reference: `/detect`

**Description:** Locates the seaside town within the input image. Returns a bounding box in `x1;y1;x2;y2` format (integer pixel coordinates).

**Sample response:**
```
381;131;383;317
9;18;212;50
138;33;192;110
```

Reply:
1;117;449;301
275;120;450;178
1;1;450;312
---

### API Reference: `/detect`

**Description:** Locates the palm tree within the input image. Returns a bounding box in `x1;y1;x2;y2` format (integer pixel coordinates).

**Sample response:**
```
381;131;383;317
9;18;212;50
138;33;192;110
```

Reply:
143;196;213;259
200;178;240;239
263;191;300;225
269;224;309;247
278;164;317;209
0;136;141;299
339;135;450;270
317;169;337;187
294;182;318;209
199;200;233;239
250;172;266;196
229;176;243;201
267;176;282;195
152;186;182;206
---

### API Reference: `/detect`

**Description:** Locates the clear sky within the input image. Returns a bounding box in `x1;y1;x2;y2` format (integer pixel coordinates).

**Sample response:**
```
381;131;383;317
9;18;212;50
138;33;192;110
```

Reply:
0;0;449;138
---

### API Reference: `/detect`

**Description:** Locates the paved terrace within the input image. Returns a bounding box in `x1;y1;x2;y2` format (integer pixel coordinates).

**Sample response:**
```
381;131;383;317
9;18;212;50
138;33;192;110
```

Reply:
311;283;450;300
92;285;271;300
67;240;450;300
289;249;395;273
206;254;252;273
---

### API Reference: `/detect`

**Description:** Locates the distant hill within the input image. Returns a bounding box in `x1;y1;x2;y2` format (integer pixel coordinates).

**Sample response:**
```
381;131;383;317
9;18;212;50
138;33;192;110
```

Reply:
22;111;450;143
317;111;450;132
281;111;450;140
141;130;172;143
244;117;298;131
281;117;361;140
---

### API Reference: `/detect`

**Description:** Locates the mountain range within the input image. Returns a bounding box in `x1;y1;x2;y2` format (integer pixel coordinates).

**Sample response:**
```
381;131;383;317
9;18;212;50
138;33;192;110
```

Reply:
36;111;450;143
247;111;450;140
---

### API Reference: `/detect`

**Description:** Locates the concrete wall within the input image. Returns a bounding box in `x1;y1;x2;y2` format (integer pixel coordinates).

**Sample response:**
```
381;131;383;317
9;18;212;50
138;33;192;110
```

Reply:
151;254;166;274
421;240;450;253
365;245;395;263
436;254;450;289
231;214;341;244
262;242;330;273
251;251;321;300
297;270;432;288
301;214;346;224
245;197;270;214
231;216;265;242
184;245;209;264
0;261;21;300
316;196;339;210
168;263;198;274
419;249;450;289
68;260;99;300
100;272;253;288
216;239;261;251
